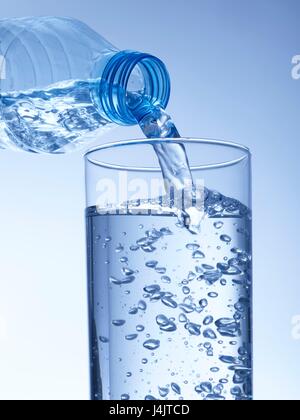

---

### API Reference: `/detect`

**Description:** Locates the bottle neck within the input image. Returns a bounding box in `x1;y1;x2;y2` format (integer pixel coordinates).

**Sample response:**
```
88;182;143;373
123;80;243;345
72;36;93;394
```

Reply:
98;50;171;126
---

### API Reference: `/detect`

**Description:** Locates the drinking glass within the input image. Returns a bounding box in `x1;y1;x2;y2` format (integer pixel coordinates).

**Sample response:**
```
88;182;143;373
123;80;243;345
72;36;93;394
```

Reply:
85;138;252;401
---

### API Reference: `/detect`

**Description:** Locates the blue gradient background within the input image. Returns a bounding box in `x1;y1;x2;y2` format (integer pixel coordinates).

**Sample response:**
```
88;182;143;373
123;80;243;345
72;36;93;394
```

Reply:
0;0;299;400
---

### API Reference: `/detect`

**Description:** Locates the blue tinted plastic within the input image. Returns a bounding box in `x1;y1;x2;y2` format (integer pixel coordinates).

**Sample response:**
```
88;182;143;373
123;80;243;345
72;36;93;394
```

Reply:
98;50;170;125
0;17;117;91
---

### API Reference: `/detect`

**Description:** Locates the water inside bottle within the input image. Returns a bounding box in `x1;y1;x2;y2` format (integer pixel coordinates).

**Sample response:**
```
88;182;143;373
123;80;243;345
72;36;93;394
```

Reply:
0;79;112;153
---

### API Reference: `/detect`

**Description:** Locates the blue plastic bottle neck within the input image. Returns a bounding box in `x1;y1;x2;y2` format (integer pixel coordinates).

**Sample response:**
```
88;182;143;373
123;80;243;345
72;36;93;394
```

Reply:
99;50;171;126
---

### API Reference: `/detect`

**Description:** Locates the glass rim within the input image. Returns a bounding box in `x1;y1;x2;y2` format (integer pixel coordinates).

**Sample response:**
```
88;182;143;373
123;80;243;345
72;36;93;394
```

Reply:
85;138;251;172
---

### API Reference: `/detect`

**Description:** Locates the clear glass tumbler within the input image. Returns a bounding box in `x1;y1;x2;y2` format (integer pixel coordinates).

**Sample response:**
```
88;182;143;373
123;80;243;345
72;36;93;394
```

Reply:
85;139;252;401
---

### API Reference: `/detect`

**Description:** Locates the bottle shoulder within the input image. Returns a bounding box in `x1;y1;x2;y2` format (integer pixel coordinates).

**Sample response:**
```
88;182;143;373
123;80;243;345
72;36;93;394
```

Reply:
0;16;116;55
0;17;118;91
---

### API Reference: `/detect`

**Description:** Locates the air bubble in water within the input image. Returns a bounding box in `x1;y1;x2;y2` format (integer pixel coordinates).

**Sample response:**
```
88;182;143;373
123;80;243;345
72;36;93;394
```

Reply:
186;243;200;251
217;262;241;275
136;325;145;332
160;321;177;332
144;284;161;294
145;395;156;400
219;355;238;364
202;264;214;270
195;266;203;274
138;300;147;311
141;245;156;253
171;383;181;395
143;339;160;350
121;394;130;400
122;268;135;276
179;303;195;314
99;336;109;343
195;382;212;394
203;329;217;339
156;267;167;274
185;322;201;336
125;334;138;341
220;234;232;243
215;318;240;337
203;316;214;325
146;260;158;268
239;345;248;355
160;227;173;236
213;384;223;394
199;299;208;308
128;307;138;315
214;222;224;229
112;320;126;327
188;271;196;281
179;313;188;323
162;296;178;309
137;237;151;246
231;386;242;396
193;250;205;259
110;275;135;285
228;257;239;266
150;292;162;302
231;247;243;254
161;276;171;284
115;244;124;253
234;312;242;321
130;245;139;251
201;270;222;285
182;286;190;295
156;314;169;327
148;228;162;239
158;386;169;397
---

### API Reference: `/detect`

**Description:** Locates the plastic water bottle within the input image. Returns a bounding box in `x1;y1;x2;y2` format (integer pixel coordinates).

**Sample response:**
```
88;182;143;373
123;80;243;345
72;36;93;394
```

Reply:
0;17;170;153
0;17;201;233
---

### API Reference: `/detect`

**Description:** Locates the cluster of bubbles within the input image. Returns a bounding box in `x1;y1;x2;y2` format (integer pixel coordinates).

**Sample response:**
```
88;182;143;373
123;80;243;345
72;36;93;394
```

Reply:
90;183;251;241
204;189;251;220
93;186;252;227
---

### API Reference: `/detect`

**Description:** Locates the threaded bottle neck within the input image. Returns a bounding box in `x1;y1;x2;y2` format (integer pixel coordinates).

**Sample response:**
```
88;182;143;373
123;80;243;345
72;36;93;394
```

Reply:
99;50;171;125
